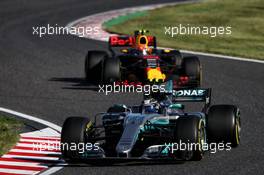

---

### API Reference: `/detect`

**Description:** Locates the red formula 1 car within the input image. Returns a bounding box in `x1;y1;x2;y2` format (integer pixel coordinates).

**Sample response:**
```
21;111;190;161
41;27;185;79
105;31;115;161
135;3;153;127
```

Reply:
85;30;201;87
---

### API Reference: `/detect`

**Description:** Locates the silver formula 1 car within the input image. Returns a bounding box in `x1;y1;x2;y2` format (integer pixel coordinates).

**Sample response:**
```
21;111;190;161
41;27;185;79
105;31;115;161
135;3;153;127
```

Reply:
61;85;241;162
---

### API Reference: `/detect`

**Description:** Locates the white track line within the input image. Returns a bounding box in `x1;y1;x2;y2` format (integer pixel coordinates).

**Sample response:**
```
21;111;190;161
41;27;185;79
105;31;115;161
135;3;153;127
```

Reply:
20;128;61;138
20;139;60;144
39;165;67;175
0;107;61;132
2;155;60;161
0;161;48;168
180;49;264;64
20;137;60;141
16;142;59;149
10;149;61;155
0;168;39;175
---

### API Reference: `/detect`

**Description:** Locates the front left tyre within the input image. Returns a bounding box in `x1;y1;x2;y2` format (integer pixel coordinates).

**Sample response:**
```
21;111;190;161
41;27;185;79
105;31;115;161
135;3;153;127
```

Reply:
61;117;91;160
207;105;241;147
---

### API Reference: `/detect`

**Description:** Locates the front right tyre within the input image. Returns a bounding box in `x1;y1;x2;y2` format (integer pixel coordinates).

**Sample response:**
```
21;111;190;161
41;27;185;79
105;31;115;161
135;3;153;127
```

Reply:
102;57;120;83
85;50;108;83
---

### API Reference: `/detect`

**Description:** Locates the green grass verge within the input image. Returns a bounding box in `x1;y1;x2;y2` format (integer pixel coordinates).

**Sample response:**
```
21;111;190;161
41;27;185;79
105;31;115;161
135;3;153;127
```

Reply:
104;0;264;60
103;11;147;28
0;116;22;156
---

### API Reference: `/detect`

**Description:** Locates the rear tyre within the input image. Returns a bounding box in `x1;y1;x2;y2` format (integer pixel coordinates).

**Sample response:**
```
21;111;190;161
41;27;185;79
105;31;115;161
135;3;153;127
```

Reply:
102;57;120;83
171;50;183;67
161;50;182;71
181;56;201;87
207;105;241;147
175;116;206;161
165;50;182;66
61;117;91;160
85;51;108;82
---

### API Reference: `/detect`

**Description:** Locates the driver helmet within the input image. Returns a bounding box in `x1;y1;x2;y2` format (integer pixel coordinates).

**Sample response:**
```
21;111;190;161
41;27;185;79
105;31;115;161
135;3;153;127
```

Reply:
143;99;159;113
134;30;152;54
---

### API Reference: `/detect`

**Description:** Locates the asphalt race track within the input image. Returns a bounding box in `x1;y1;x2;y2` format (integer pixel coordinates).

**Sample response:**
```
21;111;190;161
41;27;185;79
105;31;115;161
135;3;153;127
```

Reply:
0;0;264;174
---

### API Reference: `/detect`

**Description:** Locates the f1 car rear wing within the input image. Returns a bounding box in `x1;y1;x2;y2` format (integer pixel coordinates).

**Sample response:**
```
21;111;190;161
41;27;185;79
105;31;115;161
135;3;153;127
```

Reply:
109;36;134;47
108;35;157;50
163;80;211;111
172;89;211;103
171;88;211;113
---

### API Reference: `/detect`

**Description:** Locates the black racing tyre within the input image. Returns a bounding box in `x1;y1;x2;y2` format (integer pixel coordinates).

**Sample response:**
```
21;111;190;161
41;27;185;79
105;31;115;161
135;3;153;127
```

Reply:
161;50;182;68
171;50;183;67
207;105;241;147
181;56;201;87
174;116;206;161
61;117;91;160
102;57;120;83
85;51;108;82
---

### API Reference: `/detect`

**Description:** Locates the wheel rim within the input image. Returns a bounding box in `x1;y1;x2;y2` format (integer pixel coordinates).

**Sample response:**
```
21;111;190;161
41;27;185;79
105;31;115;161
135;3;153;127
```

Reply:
235;117;241;145
199;124;206;149
198;120;206;157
